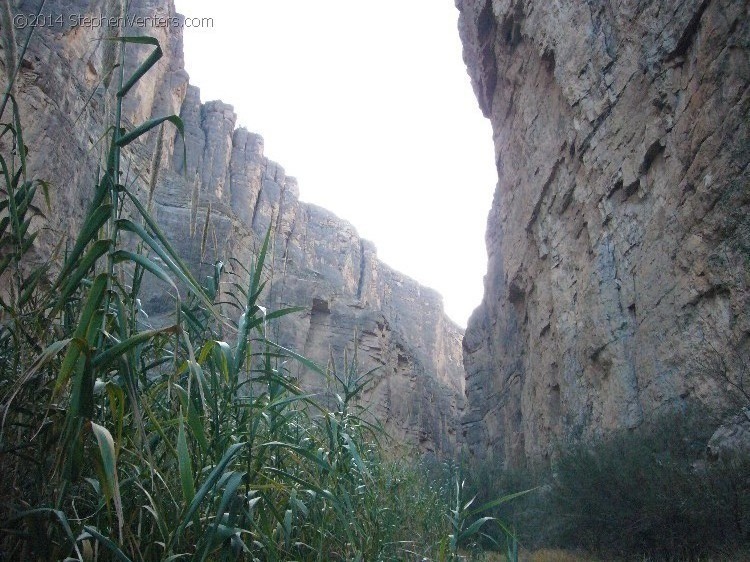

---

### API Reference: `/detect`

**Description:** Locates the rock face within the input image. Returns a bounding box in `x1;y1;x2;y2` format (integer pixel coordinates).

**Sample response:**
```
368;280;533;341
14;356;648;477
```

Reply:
5;0;465;454
707;407;750;462
457;0;750;465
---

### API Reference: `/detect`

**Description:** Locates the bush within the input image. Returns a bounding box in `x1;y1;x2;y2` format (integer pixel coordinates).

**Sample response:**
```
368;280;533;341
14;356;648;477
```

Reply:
463;459;548;550
549;406;750;559
464;405;750;560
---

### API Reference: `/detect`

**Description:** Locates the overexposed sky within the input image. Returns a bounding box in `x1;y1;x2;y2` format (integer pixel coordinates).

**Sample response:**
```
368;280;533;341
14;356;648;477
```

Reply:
173;1;496;327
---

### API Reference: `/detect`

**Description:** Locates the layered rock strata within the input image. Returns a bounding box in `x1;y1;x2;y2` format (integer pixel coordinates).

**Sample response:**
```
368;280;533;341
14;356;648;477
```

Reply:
457;0;750;465
5;0;465;454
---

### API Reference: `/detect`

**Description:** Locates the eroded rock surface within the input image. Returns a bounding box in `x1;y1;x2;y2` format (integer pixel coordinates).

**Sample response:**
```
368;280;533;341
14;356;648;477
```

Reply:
707;407;750;461
5;0;465;454
457;0;749;465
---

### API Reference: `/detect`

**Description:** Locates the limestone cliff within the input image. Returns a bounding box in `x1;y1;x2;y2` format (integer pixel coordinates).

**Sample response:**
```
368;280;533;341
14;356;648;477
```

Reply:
5;0;465;454
457;0;750;465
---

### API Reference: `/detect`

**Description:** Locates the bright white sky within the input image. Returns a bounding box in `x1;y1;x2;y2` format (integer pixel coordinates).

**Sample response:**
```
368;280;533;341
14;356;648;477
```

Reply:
173;1;496;327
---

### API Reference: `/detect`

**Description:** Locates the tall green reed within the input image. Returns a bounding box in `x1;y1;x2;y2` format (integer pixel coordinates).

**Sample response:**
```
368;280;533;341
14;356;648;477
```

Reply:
0;22;464;561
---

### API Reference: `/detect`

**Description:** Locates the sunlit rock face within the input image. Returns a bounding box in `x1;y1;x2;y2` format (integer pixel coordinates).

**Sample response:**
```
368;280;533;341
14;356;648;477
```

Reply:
6;0;465;454
457;0;749;466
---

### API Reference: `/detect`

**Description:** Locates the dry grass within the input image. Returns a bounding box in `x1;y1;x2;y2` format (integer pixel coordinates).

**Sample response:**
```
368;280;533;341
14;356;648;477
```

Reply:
464;548;599;562
473;546;750;561
525;549;599;562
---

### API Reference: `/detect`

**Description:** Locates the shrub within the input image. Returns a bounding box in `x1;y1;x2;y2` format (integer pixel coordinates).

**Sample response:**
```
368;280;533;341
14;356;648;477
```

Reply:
548;406;750;559
463;459;554;554
464;405;750;560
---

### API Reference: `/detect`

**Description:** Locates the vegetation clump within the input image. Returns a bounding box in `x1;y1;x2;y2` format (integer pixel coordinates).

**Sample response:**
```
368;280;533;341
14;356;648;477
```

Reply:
464;405;750;560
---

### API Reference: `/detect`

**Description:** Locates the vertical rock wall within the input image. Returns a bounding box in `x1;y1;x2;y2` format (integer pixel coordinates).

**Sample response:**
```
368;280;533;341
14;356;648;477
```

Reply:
457;0;750;465
4;0;465;454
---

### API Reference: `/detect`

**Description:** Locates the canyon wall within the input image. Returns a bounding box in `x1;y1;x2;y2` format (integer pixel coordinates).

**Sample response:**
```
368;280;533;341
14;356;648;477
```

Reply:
457;0;749;465
5;0;465;454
